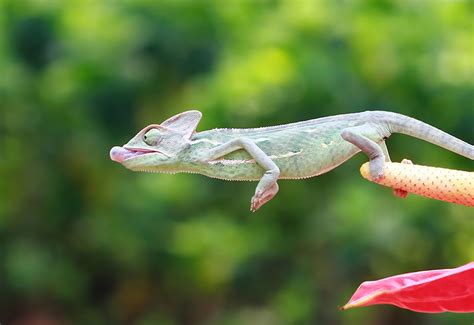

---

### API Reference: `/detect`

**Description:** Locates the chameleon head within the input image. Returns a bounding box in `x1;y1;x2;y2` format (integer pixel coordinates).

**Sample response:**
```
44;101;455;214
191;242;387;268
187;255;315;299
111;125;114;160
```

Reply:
109;110;202;172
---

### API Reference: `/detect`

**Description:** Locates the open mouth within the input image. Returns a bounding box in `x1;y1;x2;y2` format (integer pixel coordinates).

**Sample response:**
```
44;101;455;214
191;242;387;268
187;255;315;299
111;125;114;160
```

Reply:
110;146;158;163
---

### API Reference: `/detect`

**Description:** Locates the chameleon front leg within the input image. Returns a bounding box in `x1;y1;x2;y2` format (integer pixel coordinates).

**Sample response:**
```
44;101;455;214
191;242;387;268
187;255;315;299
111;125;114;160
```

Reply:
202;138;280;212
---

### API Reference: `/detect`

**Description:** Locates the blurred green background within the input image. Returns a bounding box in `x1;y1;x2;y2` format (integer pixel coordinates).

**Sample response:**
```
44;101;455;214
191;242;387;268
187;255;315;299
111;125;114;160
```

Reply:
0;0;473;324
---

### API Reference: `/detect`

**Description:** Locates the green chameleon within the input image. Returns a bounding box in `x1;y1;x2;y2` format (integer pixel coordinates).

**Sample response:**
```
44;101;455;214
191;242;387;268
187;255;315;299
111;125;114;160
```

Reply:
110;110;473;211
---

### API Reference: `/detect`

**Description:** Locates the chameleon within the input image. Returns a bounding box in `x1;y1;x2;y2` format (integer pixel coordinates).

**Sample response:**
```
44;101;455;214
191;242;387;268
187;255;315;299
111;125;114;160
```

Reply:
110;110;473;211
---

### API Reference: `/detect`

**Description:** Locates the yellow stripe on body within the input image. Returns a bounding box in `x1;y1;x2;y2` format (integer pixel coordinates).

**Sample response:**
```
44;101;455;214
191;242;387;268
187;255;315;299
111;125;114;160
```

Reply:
360;162;474;207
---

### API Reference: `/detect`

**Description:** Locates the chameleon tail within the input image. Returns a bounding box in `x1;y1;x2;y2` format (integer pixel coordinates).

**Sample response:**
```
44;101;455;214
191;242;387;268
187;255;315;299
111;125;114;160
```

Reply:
373;111;474;160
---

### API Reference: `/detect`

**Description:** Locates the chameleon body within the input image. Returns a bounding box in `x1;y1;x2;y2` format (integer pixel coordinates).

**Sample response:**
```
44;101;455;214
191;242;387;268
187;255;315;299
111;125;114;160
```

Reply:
110;110;473;211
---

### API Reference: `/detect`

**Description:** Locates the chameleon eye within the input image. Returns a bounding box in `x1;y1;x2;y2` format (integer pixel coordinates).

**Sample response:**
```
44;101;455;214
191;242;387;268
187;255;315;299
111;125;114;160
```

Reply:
144;128;161;146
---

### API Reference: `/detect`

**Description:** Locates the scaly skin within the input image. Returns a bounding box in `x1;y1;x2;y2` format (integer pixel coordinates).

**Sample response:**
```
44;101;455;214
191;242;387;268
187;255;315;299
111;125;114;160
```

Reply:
183;119;362;180
110;110;473;211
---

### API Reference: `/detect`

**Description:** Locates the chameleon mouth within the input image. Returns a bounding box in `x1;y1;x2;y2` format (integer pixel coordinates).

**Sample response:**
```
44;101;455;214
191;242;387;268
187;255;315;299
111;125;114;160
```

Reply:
110;146;157;163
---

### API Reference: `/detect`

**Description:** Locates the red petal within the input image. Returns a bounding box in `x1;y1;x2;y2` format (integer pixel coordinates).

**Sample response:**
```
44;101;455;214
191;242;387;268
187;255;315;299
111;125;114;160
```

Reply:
342;262;474;313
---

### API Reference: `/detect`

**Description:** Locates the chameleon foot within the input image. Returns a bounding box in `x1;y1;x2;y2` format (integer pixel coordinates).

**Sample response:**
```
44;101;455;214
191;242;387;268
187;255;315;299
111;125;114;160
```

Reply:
392;159;413;198
369;156;386;181
250;182;279;212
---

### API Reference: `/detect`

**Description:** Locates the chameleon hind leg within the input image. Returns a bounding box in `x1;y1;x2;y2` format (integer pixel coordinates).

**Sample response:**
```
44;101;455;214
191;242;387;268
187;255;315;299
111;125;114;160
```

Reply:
201;138;280;212
341;125;410;198
341;124;388;181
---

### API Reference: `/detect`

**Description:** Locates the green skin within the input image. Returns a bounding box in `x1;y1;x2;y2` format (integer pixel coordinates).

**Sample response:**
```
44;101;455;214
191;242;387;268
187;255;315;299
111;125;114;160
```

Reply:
110;110;474;211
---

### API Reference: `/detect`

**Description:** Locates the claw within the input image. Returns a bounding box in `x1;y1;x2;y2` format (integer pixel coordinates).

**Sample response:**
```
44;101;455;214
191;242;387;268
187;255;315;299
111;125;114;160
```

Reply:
371;173;385;182
250;182;279;212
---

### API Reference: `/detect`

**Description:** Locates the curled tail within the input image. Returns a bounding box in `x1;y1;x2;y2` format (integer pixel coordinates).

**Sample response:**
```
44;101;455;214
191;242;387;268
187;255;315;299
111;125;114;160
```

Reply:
371;111;474;160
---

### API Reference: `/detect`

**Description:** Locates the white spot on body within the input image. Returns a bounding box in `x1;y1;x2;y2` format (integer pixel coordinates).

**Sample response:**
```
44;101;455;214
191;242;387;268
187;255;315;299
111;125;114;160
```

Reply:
271;150;303;159
209;159;255;166
208;149;303;165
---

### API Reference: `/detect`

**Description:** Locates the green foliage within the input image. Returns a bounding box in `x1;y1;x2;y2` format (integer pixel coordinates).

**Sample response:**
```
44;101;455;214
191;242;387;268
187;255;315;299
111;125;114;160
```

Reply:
0;0;472;323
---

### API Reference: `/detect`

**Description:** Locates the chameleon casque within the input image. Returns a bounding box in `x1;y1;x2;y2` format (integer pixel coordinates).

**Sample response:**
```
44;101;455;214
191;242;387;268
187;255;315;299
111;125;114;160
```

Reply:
110;110;474;211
